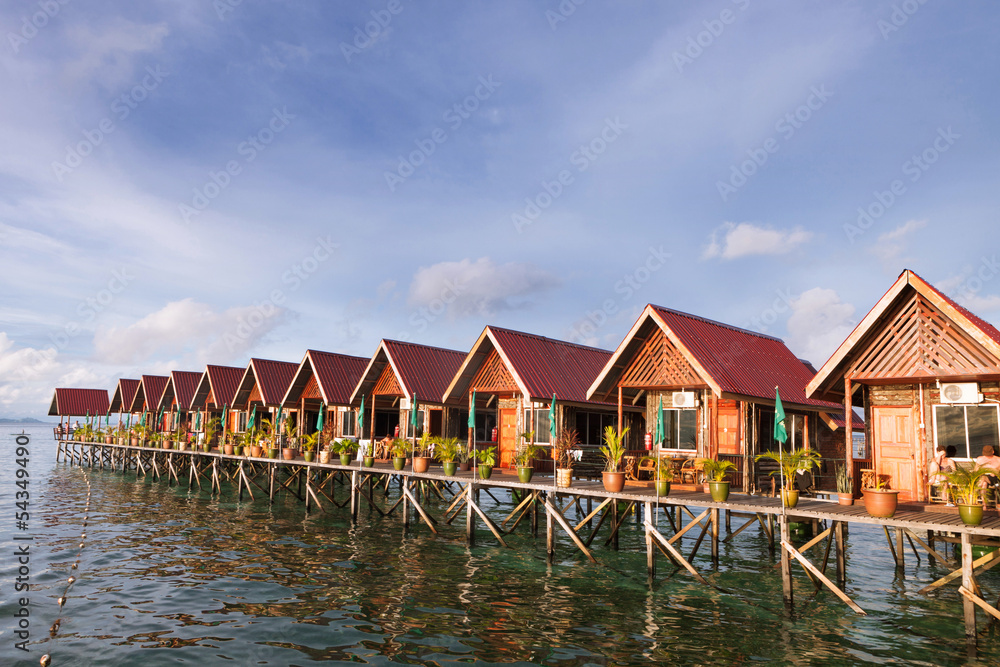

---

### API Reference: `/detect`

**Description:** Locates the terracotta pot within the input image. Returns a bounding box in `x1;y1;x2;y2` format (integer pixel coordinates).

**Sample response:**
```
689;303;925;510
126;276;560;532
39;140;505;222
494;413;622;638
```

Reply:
105;436;114;444
517;466;533;483
781;489;800;508
340;453;353;466
162;441;173;450
412;456;430;473
251;445;264;458
442;461;457;476
458;462;471;472
393;457;406;470
282;448;297;461
319;450;331;464
655;480;670;497
363;456;375;467
478;464;493;480
959;504;984;526
837;492;854;506
863;489;899;518
556;468;573;488
603;471;626;493
223;444;235;456
303;451;315;463
709;480;730;502
131;437;139;447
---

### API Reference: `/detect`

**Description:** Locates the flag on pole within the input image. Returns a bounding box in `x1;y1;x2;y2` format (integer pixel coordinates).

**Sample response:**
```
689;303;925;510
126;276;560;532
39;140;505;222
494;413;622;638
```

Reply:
774;387;788;444
549;394;557;442
468;391;476;429
357;396;365;434
410;394;418;434
276;406;283;429
656;396;665;446
141;410;146;428
316;405;324;432
221;405;228;431
248;405;257;431
195;411;201;431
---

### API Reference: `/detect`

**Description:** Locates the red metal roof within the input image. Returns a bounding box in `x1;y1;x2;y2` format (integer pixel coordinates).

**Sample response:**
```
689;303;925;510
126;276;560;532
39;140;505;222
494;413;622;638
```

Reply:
488;327;612;402
109;379;140;412
284;350;368;406
205;364;244;408
234;358;299;407
160;371;202;409
130;375;168;412
48;388;110;416
919;272;1000;347
384;340;466;402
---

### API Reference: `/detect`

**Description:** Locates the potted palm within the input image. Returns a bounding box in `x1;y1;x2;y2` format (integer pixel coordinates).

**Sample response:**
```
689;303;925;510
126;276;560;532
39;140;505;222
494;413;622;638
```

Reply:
334;439;358;466
300;432;318;462
412;434;433;473
941;464;998;526
391;438;409;470
513;432;542;483
553;429;579;488
701;458;738;502
457;443;472;472
600;425;629;492
755;449;821;508
836;464;854;505
862;474;898;518
435;436;460;476
360;441;374;467
477;446;497;479
642;456;674;496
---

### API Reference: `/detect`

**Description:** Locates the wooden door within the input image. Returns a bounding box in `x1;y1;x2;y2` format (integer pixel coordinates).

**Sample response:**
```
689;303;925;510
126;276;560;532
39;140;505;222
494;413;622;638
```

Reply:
717;404;740;456
873;406;918;502
499;408;518;468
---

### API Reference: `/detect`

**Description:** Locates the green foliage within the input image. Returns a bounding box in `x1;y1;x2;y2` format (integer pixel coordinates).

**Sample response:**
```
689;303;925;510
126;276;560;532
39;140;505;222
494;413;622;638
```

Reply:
391;438;410;459
941;464;998;505
641;456;674;481
600;425;629;472
700;458;737;482
435;437;461;463
835;464;852;494
513;435;543;468
477;446;497;468
299;432;319;452
755;448;821;490
332;439;359;455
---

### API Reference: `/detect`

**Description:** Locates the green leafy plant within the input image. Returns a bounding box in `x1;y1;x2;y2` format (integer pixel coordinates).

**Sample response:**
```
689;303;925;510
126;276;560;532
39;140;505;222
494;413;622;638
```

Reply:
700;458;737;482
641;456;674;481
457;442;472;464
835;464;852;494
435;437;460;463
941;464;998;505
416;433;434;457
755;449;821;490
477;446;497;468
600;425;629;472
552;428;580;469
300;432;319;452
390;438;410;459
333;439;359;455
514;432;542;468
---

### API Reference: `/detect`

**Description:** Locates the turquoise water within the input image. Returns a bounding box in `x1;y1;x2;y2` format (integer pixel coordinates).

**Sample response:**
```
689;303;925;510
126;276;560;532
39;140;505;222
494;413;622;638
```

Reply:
2;425;999;666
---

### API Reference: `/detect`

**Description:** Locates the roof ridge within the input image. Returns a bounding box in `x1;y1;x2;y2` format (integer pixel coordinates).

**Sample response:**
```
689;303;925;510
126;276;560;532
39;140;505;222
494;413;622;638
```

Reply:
650;304;784;343
383;339;465;355
489;325;612;354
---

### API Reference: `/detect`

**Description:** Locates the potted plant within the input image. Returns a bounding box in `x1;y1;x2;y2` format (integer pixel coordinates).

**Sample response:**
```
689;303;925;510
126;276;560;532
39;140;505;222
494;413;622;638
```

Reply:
600;425;630;493
223;431;235;456
553;429;580;488
457;443;472;472
435;436;460;476
478;446;497;479
862;473;899;518
361;441;375;468
391;438;409;470
333;439;358;466
513;432;541;483
941;464;998;526
300;432;318;462
701;458;738;502
412;434;433;473
642;456;674;496
755;449;821;508
283;414;296;448
836;464;853;505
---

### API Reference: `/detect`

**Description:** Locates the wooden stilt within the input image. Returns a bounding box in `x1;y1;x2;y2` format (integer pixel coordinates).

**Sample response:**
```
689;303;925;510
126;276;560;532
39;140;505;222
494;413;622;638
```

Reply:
780;515;793;608
896;528;905;571
781;538;866;615
711;508;720;565
467;482;476;546
835;521;846;586
645;501;655;579
543;498;595;563
961;532;977;647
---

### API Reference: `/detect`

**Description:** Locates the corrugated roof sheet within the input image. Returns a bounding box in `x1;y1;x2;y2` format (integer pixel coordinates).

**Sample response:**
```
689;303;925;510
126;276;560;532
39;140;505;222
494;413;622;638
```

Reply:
109;379;140;412
489;327;612;402
131;375;168;412
234;358;299;406
384;340;466;402
206;365;244;408
48;388;110;416
285;350;368;406
160;371;202;409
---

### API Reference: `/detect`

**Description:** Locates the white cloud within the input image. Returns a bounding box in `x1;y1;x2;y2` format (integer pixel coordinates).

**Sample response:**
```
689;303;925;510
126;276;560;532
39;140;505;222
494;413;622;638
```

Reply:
407;258;559;317
0;333;106;415
63;18;170;90
92;299;288;366
703;222;812;260
870;219;927;267
785;288;856;366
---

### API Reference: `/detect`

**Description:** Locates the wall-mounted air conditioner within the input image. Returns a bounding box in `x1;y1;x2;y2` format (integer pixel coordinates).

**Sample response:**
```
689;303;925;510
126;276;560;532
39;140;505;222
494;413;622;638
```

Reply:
672;391;697;408
399;398;410;410
940;382;982;404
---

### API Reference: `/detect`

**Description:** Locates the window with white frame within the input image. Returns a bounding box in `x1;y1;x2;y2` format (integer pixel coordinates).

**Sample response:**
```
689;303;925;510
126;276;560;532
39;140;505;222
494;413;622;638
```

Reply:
934;403;1000;459
660;409;697;450
341;409;355;437
524;407;551;444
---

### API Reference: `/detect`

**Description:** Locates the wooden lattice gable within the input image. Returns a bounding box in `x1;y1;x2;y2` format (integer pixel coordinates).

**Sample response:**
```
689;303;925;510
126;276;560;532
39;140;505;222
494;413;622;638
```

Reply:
249;383;264;405
373;363;403;396
470;348;519;393
618;324;707;389
302;373;324;401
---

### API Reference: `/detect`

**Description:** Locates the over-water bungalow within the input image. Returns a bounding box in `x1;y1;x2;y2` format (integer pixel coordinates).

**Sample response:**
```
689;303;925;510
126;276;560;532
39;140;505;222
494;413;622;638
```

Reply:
129;375;169;428
442;325;632;470
349;340;466;447
232;358;299;434
281;349;369;439
806;269;1000;502
157;370;202;431
48;387;110;434
587;304;849;491
190;364;245;436
108;378;140;428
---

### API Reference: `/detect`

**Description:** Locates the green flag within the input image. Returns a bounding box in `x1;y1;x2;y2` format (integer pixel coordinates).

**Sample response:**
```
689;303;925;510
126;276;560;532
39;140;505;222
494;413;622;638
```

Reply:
248;405;257;430
656;396;665;446
276;406;283;429
316;406;324;432
221;405;227;431
195;411;201;431
357;396;365;434
468;391;476;429
141;410;146;428
410;394;418;434
549;394;557;442
774;387;788;444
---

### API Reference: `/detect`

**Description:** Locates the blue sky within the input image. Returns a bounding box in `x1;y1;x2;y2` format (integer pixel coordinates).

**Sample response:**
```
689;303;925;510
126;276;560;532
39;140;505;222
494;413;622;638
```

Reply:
2;0;999;417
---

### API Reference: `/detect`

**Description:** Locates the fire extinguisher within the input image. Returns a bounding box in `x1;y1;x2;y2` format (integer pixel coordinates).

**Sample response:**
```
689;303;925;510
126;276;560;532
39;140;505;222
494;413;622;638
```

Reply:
491;427;498;442
644;432;653;450
394;424;400;437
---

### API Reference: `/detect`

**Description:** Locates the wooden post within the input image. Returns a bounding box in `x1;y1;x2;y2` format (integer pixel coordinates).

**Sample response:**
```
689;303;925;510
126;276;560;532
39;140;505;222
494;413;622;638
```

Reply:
645;501;655;579
768;514;775;554
350;470;358;523
835;521;846;586
961;532;977;646
896;528;905;571
780;515;793;609
546;498;555;564
613;499;620;550
466;482;475;545
844;377;852;481
711;508;720;565
617;386;623;437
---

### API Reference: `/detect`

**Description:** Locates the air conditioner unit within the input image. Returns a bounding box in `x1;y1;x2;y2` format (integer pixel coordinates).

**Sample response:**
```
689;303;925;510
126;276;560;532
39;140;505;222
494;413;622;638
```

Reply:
672;391;697;408
940;382;982;404
399;398;410;410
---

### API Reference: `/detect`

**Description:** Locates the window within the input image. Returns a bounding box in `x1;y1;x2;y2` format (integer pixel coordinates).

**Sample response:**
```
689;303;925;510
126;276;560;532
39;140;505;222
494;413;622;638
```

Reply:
405;409;424;438
475;412;497;442
525;408;551;443
934;404;1000;459
660;409;697;450
575;411;616;446
341;409;355;437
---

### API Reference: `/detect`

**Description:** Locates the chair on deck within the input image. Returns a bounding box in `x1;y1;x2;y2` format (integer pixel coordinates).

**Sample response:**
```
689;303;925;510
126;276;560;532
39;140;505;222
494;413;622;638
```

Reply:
679;458;702;484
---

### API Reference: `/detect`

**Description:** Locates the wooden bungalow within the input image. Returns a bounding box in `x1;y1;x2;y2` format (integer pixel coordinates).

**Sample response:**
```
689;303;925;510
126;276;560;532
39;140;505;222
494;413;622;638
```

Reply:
349;339;466;445
587;304;849;491
442;326;634;470
807;269;1000;502
232;358;299;434
129;375;169;428
281;349;369;439
108;378;140;427
157;371;202;431
190;364;245;436
48;388;110;434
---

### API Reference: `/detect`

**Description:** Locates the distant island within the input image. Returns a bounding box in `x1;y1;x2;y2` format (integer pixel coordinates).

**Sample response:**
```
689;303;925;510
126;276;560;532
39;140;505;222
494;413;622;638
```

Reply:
0;418;52;424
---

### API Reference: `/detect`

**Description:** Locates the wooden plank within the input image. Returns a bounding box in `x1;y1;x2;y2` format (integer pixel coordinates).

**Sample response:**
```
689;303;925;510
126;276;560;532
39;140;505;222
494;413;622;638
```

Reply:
959;586;1000;622
782;540;867;615
902;529;951;567
544;498;596;563
918;548;1000;594
469;495;508;548
647;523;709;586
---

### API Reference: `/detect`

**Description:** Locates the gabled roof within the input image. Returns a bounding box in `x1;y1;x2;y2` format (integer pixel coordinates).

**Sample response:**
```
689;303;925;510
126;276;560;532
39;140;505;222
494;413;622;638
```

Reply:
191;365;244;409
129;375;169;412
48;388;110;417
588;304;842;411
233;358;299;407
283;349;369;407
350;339;466;405
109;379;140;413
807;269;1000;401
158;371;202;410
443;326;613;405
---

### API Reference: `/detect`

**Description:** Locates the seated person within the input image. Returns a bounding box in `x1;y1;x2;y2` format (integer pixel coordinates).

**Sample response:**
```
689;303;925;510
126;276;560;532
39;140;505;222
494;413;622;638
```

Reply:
929;445;956;505
974;445;1000;506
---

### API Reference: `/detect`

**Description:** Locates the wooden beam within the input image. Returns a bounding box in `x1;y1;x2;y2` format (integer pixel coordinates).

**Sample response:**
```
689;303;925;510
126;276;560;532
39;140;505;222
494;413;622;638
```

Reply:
402;483;438;535
782;539;867;615
470;494;508;547
918;548;1000;594
959;586;1000;622
544;498;596;563
647;522;709;585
